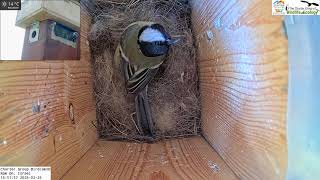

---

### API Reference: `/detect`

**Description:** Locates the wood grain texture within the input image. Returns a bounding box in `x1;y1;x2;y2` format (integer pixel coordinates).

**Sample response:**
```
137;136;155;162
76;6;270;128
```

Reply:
191;0;288;179
62;136;238;180
0;10;97;180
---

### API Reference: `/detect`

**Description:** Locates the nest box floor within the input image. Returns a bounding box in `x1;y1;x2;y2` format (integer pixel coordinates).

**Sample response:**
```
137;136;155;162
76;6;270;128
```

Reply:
61;136;238;180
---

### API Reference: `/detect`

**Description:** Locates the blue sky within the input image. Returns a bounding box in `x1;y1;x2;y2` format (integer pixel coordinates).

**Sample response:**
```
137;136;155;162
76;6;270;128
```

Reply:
0;10;25;60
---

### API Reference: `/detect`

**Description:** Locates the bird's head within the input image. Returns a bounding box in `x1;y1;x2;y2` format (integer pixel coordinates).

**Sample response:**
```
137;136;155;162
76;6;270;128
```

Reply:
138;24;180;57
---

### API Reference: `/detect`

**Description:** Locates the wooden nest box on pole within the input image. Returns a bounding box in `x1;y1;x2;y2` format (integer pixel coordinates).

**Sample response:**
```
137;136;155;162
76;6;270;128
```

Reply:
15;0;80;60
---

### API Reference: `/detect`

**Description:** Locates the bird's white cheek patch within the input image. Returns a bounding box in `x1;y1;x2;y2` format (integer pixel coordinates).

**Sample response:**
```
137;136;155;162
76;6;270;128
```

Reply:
139;28;165;42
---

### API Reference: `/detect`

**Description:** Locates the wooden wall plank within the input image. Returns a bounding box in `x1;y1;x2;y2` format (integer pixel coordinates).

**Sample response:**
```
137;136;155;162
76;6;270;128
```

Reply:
61;137;238;180
0;10;98;180
191;0;288;179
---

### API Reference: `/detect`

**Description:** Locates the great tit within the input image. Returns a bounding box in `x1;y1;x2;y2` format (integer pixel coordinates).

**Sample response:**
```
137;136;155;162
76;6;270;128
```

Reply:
114;21;179;138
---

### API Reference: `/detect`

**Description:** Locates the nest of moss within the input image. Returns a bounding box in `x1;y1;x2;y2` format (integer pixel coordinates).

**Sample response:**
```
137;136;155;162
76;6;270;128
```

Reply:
84;0;200;142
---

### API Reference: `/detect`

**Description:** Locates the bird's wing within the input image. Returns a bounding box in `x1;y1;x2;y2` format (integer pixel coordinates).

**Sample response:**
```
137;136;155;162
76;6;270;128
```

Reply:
122;59;158;94
117;42;159;94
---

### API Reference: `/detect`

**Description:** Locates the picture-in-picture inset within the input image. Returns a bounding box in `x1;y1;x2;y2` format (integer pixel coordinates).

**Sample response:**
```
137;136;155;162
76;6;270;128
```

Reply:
0;0;80;60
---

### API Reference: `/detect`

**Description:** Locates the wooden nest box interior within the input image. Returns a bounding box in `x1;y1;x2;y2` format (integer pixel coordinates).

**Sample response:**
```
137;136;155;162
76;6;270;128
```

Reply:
0;0;287;180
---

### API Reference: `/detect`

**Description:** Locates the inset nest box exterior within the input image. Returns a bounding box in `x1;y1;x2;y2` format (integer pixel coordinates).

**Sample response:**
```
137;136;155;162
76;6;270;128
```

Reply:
21;20;80;60
16;0;80;30
16;0;80;60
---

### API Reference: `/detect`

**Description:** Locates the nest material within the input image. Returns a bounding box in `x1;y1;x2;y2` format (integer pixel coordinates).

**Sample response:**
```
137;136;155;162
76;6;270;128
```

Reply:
85;0;201;142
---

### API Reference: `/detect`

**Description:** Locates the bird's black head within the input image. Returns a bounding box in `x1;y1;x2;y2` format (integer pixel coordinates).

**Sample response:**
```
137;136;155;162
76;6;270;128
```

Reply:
138;24;179;57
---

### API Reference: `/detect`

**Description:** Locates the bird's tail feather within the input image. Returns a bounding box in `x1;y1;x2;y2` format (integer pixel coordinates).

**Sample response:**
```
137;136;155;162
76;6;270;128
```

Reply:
135;87;154;138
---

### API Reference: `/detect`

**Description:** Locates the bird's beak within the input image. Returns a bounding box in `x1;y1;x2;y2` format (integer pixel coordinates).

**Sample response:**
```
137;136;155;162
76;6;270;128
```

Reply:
166;38;181;45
